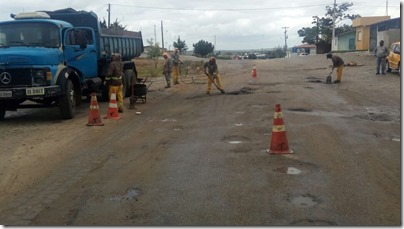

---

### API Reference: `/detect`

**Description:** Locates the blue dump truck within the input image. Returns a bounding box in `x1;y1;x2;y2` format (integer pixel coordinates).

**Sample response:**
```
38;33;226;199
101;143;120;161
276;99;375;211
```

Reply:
0;8;143;119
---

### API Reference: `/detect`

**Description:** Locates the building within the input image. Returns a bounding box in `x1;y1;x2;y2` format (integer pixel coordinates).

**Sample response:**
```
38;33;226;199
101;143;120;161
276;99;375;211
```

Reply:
291;44;317;56
369;17;401;51
336;30;356;51
352;16;391;51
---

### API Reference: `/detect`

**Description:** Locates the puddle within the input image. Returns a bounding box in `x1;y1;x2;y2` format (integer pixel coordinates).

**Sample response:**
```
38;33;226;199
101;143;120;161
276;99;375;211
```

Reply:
290;194;319;208
229;141;242;144
109;188;142;201
287;167;302;174
161;118;177;122
273;167;302;175
235;123;243;126
222;135;250;143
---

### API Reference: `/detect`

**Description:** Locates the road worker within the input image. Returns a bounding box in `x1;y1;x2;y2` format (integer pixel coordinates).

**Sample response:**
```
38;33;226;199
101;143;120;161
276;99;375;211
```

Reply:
105;53;124;112
204;57;225;94
163;52;173;88
172;48;182;85
326;53;345;83
373;40;389;75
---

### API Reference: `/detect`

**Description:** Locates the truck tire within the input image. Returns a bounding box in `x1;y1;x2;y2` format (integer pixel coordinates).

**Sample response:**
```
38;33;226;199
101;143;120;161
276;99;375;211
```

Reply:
124;69;135;97
59;79;76;119
0;106;5;120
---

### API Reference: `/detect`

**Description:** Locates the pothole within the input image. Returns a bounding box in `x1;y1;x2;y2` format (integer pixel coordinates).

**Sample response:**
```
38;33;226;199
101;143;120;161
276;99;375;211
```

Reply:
290;219;337;226
228;87;255;95
355;113;392;122
289;194;319;208
273;167;302;175
373;133;400;141
287;108;313;112
305;77;323;83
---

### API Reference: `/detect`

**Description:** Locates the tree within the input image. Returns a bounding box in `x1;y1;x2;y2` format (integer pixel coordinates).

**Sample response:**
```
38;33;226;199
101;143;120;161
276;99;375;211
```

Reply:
99;18;126;30
266;46;286;59
193;40;214;57
173;36;188;54
297;2;360;52
146;39;161;69
110;18;126;30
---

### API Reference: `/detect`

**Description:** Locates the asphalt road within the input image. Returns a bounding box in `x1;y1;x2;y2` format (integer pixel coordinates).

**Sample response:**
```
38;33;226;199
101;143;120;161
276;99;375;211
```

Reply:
0;53;400;226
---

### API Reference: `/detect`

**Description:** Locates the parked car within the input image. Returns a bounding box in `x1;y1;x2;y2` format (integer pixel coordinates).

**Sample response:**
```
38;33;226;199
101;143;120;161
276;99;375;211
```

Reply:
386;42;400;76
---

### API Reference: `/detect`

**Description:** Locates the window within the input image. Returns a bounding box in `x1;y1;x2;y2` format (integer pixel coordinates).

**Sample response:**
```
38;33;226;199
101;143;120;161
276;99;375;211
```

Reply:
357;31;362;41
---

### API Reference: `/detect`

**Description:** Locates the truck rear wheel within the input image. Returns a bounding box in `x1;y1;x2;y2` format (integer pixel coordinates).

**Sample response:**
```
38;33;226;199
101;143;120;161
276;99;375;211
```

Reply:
59;79;76;119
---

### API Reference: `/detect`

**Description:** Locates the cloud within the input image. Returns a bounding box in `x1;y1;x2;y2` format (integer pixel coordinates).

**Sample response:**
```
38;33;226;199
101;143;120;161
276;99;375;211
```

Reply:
0;0;401;50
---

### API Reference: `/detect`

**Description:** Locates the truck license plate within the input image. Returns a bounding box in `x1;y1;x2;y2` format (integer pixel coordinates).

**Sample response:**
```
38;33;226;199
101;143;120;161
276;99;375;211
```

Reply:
0;91;12;97
26;88;45;96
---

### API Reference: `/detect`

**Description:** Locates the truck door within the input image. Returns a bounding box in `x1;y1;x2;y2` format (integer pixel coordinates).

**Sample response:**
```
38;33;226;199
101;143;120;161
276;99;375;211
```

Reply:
64;28;97;78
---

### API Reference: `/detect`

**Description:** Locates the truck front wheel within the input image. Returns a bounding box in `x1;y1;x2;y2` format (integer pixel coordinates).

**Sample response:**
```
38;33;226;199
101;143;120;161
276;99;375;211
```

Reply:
0;106;5;120
59;79;76;119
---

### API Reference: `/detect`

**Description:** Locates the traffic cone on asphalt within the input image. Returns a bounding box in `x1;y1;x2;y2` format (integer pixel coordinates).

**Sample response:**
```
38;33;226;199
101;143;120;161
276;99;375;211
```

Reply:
268;104;293;154
105;89;120;120
87;93;104;126
251;65;257;78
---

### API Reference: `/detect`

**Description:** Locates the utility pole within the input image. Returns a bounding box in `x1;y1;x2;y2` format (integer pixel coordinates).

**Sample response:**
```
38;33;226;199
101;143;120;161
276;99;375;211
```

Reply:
282;27;289;56
107;3;111;28
161;21;164;50
154;25;157;45
331;0;336;51
386;0;389;16
313;16;319;53
214;35;216;52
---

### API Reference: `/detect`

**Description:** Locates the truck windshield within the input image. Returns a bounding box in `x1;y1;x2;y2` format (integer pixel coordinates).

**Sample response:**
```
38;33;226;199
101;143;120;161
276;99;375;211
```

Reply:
0;22;60;48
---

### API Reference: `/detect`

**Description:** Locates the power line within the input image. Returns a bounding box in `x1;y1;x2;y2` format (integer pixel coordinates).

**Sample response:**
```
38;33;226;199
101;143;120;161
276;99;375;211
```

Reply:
109;3;329;11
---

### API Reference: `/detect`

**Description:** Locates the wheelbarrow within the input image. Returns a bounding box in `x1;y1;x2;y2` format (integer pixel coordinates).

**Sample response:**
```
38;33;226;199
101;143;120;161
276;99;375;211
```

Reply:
129;77;153;109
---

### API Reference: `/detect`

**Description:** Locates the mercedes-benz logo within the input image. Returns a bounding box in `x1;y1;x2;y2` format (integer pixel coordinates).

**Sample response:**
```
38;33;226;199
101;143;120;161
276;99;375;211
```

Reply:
0;72;11;84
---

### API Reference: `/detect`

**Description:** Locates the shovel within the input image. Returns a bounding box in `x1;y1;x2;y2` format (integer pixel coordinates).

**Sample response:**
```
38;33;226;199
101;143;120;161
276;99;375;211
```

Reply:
326;67;334;84
205;72;225;93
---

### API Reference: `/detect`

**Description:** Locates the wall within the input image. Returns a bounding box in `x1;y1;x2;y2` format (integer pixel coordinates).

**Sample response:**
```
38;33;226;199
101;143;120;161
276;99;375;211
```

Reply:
337;31;356;51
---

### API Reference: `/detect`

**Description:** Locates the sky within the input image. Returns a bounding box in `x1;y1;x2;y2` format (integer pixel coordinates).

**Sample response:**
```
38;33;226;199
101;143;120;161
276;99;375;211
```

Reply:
0;0;401;51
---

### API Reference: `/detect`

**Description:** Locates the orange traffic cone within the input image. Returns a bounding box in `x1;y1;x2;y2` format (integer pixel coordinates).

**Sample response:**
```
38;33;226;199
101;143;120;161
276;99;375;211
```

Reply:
105;89;120;120
251;65;257;78
268;104;293;154
87;93;104;126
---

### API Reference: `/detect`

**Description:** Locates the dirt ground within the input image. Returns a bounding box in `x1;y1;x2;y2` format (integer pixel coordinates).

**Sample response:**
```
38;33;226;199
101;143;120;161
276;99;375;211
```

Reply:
0;52;401;226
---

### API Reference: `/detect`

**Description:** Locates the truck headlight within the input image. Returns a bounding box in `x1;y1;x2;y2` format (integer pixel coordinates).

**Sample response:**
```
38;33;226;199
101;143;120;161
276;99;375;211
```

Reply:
32;69;46;85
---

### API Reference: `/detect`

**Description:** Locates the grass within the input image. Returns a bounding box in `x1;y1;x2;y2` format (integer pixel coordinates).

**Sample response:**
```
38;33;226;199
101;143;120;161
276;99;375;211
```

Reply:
134;57;205;78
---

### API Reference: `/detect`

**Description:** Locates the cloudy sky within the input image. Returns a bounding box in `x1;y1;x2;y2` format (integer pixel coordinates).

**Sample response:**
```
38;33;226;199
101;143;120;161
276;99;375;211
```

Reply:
0;0;401;50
